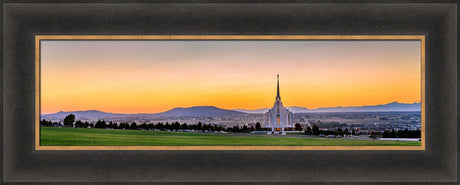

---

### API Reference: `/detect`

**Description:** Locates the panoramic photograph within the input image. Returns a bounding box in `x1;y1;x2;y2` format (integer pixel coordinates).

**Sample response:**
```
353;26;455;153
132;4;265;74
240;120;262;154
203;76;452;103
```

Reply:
38;36;423;148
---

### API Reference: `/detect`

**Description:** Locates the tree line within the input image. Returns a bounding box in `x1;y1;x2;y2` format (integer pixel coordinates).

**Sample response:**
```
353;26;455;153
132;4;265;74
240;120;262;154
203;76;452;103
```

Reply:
41;114;265;133
381;129;421;138
303;124;421;138
42;114;312;134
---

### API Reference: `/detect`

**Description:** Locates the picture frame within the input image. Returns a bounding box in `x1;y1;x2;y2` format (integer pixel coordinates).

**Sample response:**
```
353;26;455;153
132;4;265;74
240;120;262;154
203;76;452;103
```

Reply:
2;1;458;184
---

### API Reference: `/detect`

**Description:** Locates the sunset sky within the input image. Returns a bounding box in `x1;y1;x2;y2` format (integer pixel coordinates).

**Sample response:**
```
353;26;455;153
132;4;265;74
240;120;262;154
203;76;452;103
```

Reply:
41;40;421;114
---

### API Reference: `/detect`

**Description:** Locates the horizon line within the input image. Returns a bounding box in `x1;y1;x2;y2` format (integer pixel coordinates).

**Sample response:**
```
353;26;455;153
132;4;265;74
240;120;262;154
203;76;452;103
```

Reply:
41;101;422;115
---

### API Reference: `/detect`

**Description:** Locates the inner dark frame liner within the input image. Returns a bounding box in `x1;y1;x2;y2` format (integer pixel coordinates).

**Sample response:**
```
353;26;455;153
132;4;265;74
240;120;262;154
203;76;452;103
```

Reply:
2;2;458;184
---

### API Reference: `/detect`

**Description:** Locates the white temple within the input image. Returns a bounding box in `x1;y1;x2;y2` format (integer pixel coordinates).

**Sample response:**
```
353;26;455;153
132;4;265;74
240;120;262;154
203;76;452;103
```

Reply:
264;74;294;135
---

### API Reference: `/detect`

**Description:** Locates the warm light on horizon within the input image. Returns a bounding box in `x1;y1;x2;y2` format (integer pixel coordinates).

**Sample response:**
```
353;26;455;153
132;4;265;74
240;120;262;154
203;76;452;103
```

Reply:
41;40;421;114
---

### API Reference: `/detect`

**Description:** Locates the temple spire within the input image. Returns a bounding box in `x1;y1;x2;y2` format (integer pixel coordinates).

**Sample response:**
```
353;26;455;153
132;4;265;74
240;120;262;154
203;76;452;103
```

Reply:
276;74;281;100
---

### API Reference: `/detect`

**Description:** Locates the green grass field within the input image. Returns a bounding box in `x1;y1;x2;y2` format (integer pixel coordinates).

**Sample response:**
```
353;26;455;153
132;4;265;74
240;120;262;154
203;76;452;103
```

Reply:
40;127;420;146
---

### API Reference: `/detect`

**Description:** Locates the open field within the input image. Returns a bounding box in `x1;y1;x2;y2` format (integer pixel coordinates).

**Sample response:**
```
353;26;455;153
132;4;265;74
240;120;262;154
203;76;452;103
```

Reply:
40;127;420;146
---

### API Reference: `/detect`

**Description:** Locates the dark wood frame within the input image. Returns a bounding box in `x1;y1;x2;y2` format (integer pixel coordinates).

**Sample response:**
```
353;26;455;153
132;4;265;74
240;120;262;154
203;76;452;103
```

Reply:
2;1;458;184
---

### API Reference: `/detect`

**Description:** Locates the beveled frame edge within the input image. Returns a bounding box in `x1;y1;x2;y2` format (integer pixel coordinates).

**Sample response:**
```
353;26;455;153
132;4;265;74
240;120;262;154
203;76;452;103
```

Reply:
35;35;425;151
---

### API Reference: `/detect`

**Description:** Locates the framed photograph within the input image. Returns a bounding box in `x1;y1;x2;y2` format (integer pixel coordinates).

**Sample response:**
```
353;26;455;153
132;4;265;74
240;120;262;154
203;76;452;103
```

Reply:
36;35;425;151
2;1;458;184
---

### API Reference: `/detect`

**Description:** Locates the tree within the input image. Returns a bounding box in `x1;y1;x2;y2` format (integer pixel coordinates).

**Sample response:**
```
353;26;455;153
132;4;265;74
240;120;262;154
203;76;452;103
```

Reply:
83;121;89;128
148;123;155;130
305;126;312;135
402;129;409;138
95;120;107;128
129;122;137;130
382;130;390;138
390;129;396;138
63;114;75;127
120;122;129;129
197;122;202;131
255;122;261;131
174;122;180;130
337;128;344;136
156;122;163;130
139;122;148;130
294;123;302;131
40;119;52;127
216;126;222;132
242;125;249;132
312;124;320;135
202;124;208;131
75;120;83;128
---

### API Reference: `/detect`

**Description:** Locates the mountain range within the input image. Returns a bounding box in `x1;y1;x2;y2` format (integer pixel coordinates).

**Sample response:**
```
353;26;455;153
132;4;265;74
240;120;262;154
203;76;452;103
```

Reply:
41;106;247;120
234;102;420;113
41;102;420;120
233;106;313;114
42;110;124;120
155;106;247;117
305;102;421;113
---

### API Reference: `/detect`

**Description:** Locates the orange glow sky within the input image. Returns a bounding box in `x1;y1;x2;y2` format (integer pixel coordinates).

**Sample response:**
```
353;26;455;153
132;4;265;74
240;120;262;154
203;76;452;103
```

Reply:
41;40;421;114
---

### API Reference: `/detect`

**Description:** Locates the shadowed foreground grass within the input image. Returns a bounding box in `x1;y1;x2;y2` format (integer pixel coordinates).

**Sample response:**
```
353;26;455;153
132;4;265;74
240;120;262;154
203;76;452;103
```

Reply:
40;127;421;146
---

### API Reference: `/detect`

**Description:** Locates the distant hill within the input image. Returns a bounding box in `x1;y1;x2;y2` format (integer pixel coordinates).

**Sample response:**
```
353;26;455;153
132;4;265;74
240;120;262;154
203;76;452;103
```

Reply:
232;108;268;114
310;102;421;112
286;106;311;113
157;106;248;117
233;106;311;114
233;102;421;113
41;110;124;120
233;106;312;114
42;106;248;120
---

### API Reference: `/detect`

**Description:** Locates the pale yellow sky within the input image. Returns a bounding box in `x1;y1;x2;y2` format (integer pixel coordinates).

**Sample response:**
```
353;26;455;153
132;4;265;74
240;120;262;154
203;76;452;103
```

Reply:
41;40;421;114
